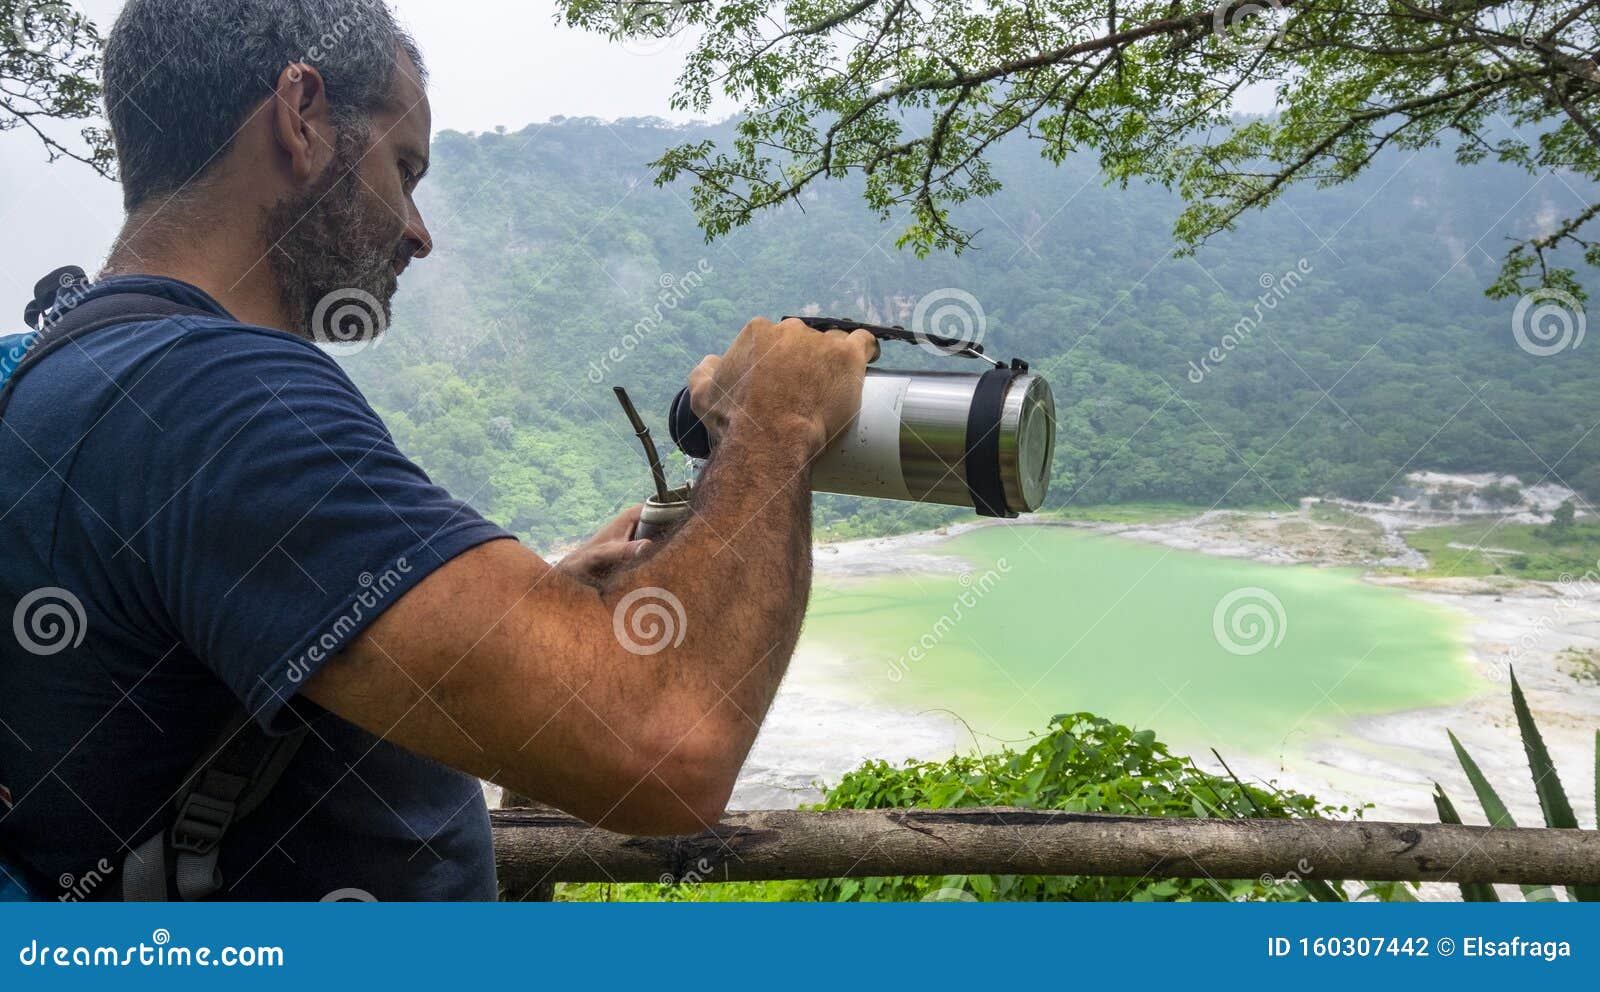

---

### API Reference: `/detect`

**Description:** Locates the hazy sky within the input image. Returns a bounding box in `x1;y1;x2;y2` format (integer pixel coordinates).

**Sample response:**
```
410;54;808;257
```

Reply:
0;0;715;289
0;1;1273;297
80;0;716;129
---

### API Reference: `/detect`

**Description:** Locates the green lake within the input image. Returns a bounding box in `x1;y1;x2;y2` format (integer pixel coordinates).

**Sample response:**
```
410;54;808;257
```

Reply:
803;526;1485;757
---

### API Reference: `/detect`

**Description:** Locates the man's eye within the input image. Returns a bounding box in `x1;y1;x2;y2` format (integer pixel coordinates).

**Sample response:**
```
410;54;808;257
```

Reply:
401;162;416;185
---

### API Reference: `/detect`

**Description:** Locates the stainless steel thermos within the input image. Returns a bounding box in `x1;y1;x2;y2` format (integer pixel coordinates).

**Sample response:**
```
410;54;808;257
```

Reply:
668;358;1055;519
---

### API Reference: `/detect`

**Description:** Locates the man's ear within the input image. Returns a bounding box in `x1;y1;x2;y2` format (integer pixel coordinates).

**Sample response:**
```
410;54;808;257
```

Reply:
270;62;333;186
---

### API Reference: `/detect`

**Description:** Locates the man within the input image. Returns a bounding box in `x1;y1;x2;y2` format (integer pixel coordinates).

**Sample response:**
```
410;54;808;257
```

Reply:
0;0;874;900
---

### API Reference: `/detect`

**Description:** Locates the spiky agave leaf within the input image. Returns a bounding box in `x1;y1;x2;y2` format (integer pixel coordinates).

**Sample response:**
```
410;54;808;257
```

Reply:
1433;784;1500;902
1508;670;1598;901
1509;671;1578;827
1447;730;1558;901
1449;730;1517;828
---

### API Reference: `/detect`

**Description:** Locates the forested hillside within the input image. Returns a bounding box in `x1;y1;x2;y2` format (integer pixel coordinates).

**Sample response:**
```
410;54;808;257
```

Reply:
344;116;1598;550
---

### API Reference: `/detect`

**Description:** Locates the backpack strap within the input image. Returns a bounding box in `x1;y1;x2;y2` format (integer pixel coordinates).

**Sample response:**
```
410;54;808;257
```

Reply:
122;712;311;901
0;269;219;419
2;266;311;901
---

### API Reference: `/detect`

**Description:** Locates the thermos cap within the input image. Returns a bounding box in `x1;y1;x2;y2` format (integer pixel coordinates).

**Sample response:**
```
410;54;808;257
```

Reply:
1004;374;1056;515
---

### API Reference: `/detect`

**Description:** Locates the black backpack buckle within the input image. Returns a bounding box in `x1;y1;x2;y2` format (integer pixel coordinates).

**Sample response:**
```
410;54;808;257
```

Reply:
170;791;239;856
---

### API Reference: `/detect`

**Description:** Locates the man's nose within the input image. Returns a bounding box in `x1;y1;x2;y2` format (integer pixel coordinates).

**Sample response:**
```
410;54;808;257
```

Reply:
406;212;433;260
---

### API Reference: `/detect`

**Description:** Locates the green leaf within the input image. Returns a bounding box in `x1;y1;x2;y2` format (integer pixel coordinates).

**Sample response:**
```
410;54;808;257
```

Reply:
1508;670;1598;901
1509;670;1577;828
1300;878;1347;903
1433;785;1500;902
968;874;994;900
1586;730;1600;902
1448;730;1518;828
1357;881;1419;902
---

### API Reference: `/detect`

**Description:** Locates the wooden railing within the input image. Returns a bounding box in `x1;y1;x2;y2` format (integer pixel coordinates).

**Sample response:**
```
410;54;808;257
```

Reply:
490;806;1600;900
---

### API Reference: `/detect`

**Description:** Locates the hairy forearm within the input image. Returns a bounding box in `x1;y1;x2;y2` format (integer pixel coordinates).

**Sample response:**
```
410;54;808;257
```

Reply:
601;424;814;726
679;425;815;688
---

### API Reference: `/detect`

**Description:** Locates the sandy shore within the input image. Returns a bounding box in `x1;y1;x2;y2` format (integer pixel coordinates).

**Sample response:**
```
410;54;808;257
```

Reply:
734;486;1600;849
1308;577;1600;826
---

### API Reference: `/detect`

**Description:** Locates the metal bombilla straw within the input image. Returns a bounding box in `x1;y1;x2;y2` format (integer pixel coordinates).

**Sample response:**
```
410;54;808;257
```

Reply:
614;386;693;541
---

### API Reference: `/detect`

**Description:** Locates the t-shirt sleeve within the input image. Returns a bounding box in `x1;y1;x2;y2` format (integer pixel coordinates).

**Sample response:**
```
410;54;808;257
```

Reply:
71;325;514;732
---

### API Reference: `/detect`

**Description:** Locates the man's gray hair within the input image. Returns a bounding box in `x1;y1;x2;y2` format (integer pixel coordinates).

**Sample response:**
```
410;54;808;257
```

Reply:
104;0;425;211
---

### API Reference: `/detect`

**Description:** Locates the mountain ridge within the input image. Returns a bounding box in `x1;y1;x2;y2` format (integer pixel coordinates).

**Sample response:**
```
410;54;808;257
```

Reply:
339;117;1598;548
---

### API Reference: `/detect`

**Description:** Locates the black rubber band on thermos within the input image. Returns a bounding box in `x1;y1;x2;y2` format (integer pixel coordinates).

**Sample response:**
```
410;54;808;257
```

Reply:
669;387;713;459
964;367;1021;518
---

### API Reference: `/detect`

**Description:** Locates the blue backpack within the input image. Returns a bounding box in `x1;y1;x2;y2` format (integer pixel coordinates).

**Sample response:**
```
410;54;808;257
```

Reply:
0;267;309;901
0;331;34;383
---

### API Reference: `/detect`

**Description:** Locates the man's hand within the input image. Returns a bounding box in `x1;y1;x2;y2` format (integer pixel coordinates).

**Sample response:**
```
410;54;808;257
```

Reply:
557;505;650;586
688;317;879;457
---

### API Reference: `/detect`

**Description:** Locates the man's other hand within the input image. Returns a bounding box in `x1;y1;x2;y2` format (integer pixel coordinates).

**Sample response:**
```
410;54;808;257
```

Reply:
556;505;650;585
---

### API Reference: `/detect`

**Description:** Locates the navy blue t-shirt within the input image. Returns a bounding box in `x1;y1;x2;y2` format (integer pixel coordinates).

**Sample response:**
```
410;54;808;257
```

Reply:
0;276;513;900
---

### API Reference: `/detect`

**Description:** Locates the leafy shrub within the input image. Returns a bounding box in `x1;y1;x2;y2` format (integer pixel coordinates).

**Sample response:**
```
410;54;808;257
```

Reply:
799;712;1382;902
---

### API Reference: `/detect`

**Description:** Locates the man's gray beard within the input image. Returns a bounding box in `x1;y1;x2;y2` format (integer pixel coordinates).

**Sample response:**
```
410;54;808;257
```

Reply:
265;125;404;343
